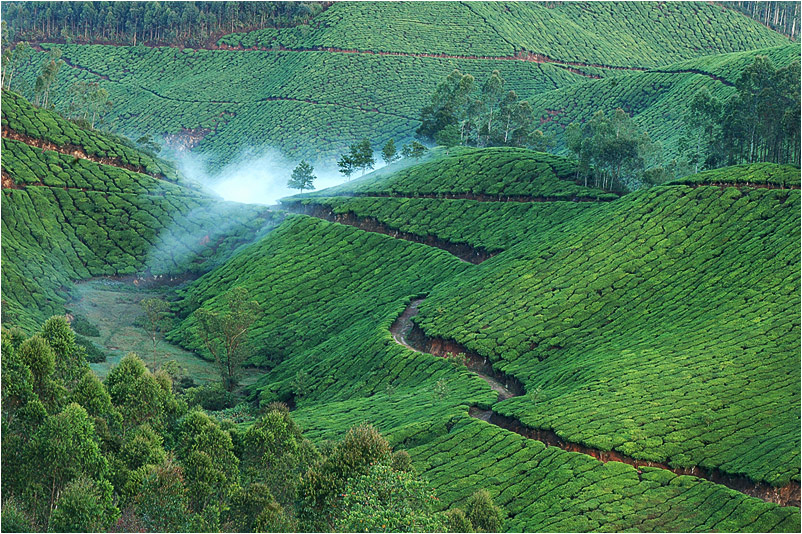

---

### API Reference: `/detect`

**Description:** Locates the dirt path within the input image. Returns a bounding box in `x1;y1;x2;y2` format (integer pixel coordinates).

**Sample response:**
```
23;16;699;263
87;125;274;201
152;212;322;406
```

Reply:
389;297;522;402
388;297;800;507
293;203;494;264
2;127;169;181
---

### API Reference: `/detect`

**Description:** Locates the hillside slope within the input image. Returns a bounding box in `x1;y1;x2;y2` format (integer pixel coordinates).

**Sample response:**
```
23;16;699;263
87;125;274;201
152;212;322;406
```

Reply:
9;1;789;168
164;151;800;530
1;92;277;331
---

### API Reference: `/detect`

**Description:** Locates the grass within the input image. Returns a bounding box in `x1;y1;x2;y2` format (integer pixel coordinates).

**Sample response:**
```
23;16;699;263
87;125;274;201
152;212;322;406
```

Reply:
68;278;264;386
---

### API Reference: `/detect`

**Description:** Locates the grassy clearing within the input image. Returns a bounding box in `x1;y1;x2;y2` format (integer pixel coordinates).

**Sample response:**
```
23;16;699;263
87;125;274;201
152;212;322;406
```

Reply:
68;278;261;387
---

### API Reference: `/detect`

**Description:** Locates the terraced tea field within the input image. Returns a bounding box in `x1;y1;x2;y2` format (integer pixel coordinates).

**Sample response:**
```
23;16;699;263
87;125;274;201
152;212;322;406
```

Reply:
161;147;800;530
1;90;278;331
10;2;792;168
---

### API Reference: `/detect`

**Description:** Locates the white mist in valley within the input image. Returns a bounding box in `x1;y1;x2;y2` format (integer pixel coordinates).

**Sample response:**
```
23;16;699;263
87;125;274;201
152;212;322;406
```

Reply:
172;147;387;206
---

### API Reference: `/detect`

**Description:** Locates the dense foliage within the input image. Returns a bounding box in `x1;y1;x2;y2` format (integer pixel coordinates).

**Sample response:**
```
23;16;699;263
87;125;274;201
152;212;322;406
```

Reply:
1;1;327;48
1;319;457;532
415;167;801;487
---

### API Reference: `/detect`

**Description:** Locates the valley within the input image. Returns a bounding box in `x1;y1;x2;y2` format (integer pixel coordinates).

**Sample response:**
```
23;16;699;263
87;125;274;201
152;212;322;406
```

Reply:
1;2;800;533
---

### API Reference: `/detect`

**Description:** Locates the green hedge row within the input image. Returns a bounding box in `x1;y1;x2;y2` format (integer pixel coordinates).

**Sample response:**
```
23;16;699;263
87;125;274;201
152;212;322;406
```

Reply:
1;138;199;196
408;415;800;532
414;173;800;487
1;89;180;181
670;162;801;187
285;196;595;254
300;147;617;199
219;1;786;67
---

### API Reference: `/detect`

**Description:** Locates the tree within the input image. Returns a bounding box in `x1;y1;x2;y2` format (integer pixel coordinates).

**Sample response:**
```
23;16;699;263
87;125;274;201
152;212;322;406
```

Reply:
479;70;505;146
335;463;446;533
381;138;400;164
141;298;171;371
465;489;504;533
29;403;109;528
352;138;376;175
434;124;461;149
417;69;475;142
287;160;316;193
33;47;65;108
402;141;428;160
49;477;119;533
194;287;260;392
337;152;355;180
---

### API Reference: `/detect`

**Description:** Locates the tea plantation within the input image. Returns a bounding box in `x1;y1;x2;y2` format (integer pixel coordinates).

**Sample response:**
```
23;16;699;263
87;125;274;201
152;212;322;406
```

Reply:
413;166;800;489
1;96;278;331
2;3;800;532
219;1;787;65
10;1;790;168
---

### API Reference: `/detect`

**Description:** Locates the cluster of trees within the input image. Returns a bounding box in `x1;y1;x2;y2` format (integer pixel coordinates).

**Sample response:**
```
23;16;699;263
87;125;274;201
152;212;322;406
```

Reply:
1;26;114;128
682;55;800;171
564;108;662;191
1;1;326;48
722;1;799;40
1;314;504;532
337;138;428;180
417;69;549;151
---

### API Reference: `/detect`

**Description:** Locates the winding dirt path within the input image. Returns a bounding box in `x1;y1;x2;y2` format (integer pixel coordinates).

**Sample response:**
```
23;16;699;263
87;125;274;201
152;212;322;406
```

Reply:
390;298;517;401
292;203;494;264
389;297;800;507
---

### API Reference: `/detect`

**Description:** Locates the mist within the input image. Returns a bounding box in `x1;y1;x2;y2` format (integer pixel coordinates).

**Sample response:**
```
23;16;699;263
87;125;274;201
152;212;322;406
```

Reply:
170;147;387;206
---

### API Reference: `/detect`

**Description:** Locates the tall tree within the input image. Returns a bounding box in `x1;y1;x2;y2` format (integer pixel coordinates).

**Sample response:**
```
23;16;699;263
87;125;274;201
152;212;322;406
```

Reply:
381;139;399;165
194;287;260;392
141;298;172;372
287;160;316;193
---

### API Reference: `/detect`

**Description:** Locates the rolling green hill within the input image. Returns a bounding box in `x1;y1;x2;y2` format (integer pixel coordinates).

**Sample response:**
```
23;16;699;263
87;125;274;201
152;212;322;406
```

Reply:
1;91;278;331
8;1;789;169
158;150;800;530
2;4;800;532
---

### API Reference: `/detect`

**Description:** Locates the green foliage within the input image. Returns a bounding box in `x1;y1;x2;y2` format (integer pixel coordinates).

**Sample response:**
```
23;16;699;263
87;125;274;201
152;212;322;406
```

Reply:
381;138;399;165
194;286;261;392
69;314;99;337
184;383;236;411
49;477;119;533
465;489;504;533
288;159;316;193
335;463;446;533
0;498;33;533
228;483;289;533
134;458;190;533
175;410;240;515
1;89;180;180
